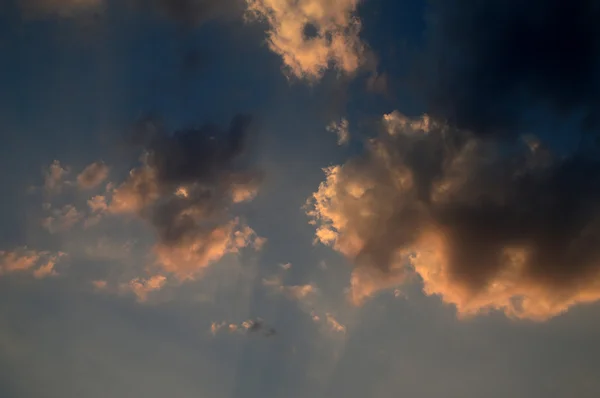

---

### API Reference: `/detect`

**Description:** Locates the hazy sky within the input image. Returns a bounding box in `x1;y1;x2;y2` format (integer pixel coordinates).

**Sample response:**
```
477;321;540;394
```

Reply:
2;1;600;397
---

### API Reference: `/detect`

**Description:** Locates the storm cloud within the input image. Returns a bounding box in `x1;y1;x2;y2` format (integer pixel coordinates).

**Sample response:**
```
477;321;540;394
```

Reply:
308;111;600;320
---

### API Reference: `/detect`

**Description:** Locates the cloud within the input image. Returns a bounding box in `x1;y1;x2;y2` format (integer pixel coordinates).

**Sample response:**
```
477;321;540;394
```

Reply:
107;115;263;280
77;161;109;190
307;111;600;321
263;275;318;301
0;248;65;278
122;275;168;302
210;318;276;337
325;313;346;333
44;160;69;194
19;0;104;18
92;280;108;290
419;0;600;137
42;204;83;234
327;118;350;145
245;0;366;80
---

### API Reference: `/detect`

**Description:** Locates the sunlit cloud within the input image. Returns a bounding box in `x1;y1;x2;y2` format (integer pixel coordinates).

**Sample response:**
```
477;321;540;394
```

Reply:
77;161;110;190
0;248;66;278
245;0;366;80
308;111;600;321
122;275;168;302
326;118;350;145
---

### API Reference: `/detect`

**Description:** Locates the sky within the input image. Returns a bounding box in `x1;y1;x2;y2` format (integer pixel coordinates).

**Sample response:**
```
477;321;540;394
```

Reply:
1;0;600;397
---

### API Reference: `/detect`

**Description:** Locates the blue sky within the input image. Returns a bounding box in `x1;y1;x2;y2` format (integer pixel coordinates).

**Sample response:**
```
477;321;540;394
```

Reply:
2;1;600;397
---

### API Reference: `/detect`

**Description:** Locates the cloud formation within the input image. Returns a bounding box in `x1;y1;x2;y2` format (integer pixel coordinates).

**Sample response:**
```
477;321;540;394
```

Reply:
308;111;600;321
122;275;168;302
327;118;350;145
421;0;600;137
108;115;264;280
42;204;83;234
245;0;365;80
211;318;276;337
0;248;65;278
77;161;109;190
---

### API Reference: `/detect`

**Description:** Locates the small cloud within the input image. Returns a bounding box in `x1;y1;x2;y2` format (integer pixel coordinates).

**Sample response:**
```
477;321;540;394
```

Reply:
253;236;267;251
326;118;350;145
77;161;110;190
92;280;108;290
210;318;276;338
325;313;346;334
0;248;66;278
42;204;83;234
33;260;58;279
279;262;292;270
84;195;109;228
211;321;226;336
44;160;69;194
122;275;167;302
262;275;318;301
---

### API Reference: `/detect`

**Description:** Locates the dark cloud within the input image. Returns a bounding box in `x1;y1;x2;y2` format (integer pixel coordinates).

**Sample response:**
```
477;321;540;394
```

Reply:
419;0;600;138
308;111;600;320
110;115;263;279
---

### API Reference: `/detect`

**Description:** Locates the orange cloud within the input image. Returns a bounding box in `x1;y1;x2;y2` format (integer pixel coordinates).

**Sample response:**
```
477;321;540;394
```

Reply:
210;318;276;337
307;111;600;320
123;275;167;302
104;115;263;280
0;248;65;278
77;161;110;190
245;0;365;80
154;219;262;280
